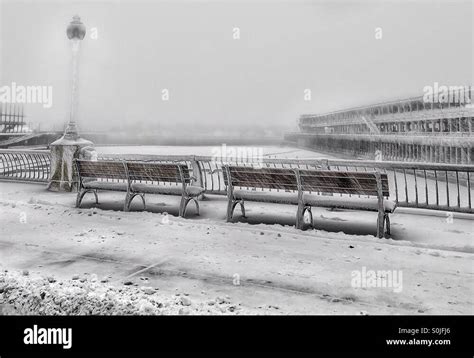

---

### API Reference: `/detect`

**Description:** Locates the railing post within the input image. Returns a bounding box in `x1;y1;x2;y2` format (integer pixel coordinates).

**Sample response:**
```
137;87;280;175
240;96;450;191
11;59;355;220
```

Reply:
190;156;205;197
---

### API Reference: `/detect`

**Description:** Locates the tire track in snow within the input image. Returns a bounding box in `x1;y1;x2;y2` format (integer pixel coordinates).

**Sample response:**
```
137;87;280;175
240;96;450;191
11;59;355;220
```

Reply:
0;239;410;312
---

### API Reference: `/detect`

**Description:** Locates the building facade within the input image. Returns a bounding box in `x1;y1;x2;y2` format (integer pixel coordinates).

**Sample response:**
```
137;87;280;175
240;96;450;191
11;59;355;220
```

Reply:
287;94;473;164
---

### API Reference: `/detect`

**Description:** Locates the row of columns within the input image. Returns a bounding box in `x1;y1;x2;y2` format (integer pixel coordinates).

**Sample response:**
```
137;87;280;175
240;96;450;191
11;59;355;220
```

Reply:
380;142;472;164
317;117;474;135
378;117;472;134
303;136;473;165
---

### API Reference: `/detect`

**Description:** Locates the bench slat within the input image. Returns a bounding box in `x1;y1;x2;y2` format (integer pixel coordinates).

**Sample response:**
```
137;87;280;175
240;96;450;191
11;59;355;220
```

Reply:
226;166;298;191
76;160;128;180
299;170;389;197
126;162;189;183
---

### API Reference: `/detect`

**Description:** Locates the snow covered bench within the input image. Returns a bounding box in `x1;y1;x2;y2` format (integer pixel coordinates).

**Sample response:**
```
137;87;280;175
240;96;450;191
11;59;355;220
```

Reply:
74;159;204;217
125;161;204;216
223;165;395;238
74;160;128;208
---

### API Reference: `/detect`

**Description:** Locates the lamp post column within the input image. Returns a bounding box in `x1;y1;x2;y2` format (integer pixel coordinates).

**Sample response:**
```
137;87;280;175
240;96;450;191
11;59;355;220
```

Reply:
48;15;94;192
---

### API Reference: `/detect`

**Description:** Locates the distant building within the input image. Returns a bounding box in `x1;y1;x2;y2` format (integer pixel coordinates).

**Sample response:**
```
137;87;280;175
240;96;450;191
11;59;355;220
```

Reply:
286;94;473;164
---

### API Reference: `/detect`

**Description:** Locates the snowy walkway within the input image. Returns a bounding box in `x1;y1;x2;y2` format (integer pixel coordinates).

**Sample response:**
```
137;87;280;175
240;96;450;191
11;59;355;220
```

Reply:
0;181;472;315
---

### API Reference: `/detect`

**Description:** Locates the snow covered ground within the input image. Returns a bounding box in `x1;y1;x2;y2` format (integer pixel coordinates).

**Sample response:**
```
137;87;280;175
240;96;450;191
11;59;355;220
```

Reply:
0;178;472;315
0;145;472;315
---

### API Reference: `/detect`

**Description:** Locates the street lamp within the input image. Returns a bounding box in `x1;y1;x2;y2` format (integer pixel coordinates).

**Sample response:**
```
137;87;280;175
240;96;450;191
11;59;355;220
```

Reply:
47;15;93;192
64;15;86;139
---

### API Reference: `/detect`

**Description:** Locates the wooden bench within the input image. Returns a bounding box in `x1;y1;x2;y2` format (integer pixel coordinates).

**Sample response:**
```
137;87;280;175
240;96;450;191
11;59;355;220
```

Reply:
74;159;205;217
223;165;396;238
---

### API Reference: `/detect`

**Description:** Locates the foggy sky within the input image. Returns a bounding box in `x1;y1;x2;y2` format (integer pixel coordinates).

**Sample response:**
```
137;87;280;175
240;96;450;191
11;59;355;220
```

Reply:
0;0;472;133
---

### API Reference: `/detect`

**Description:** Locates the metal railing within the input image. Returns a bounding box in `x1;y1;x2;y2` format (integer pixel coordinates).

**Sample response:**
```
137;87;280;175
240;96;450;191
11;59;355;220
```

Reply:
323;159;473;214
0;149;472;213
97;153;474;214
0;149;51;183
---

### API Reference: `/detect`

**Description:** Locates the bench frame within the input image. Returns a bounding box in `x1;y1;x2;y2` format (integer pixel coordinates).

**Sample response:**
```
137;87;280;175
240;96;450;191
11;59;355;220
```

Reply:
224;165;394;238
75;160;128;209
74;159;202;217
225;177;246;221
295;169;390;237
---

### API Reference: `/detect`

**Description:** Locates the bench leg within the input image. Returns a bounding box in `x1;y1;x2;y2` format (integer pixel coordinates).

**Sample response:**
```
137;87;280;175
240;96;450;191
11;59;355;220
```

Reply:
227;199;244;222
124;193;130;212
384;213;391;235
194;198;200;215
296;203;304;229
376;211;385;238
124;192;133;212
296;204;313;230
139;194;146;210
179;196;186;217
226;199;234;222
238;200;246;218
76;189;97;208
181;197;199;217
305;206;313;228
124;193;146;212
232;201;245;218
76;190;85;208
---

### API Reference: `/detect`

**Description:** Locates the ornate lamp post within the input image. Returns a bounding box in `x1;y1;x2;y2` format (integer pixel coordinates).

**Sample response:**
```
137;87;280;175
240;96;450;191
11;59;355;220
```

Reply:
48;15;94;192
64;15;86;139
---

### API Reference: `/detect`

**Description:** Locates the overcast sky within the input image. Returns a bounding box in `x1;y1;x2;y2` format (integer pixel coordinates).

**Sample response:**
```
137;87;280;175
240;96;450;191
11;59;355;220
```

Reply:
0;0;472;132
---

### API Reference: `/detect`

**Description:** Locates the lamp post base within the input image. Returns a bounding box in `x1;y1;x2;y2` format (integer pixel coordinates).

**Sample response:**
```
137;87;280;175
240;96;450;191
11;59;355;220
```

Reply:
47;135;94;192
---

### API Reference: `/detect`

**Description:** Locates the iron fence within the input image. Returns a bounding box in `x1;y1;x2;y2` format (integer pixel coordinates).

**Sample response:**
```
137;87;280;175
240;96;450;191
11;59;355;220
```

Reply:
0;149;472;213
0;149;51;183
97;153;474;214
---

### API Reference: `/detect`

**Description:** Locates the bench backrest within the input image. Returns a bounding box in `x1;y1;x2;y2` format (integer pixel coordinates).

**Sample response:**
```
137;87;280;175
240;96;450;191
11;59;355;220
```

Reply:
298;169;389;197
125;162;190;184
75;159;128;180
225;166;298;191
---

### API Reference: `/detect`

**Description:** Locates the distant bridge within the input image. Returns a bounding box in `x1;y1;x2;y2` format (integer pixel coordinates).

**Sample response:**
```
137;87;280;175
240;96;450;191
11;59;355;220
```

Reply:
0;103;110;147
0;103;29;134
0;103;57;147
0;132;63;148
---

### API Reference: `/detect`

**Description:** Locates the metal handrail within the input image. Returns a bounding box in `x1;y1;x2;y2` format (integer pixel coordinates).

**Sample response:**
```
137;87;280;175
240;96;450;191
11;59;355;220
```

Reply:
0;149;51;183
0;149;472;213
98;154;474;214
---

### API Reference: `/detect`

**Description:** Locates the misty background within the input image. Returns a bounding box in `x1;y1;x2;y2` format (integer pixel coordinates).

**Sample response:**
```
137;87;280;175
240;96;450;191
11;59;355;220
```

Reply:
0;0;472;141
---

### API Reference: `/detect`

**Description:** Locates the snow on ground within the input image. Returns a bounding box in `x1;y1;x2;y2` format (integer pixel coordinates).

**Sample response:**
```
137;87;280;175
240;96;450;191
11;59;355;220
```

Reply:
0;180;472;315
0;270;242;315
